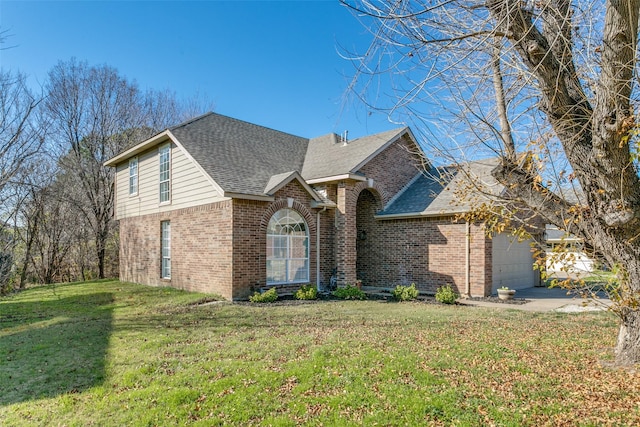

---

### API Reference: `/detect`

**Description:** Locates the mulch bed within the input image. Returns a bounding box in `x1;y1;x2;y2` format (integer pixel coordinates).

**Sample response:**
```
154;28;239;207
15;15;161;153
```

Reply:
466;296;530;305
232;292;530;306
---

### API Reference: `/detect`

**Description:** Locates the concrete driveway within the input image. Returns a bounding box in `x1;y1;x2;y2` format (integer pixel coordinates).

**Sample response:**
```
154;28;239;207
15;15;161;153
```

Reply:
458;286;612;313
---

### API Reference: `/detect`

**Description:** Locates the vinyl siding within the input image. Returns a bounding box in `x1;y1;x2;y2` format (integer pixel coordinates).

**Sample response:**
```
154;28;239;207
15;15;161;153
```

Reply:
115;142;226;219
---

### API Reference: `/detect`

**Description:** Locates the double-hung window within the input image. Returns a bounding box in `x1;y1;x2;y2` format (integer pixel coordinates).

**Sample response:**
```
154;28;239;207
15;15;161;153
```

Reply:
128;157;138;196
159;144;171;203
161;221;171;279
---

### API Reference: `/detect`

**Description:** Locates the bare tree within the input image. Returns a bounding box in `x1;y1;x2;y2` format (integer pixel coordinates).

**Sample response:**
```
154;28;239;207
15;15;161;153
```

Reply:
0;70;44;207
343;0;640;365
44;59;212;280
0;69;45;292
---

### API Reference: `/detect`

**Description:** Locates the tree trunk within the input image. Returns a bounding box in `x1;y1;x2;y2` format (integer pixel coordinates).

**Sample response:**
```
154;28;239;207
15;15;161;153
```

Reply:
616;310;640;366
614;254;640;365
96;229;106;279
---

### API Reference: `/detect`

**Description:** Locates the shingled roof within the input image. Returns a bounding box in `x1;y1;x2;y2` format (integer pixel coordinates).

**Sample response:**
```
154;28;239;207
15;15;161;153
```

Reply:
301;128;408;181
169;113;309;197
377;158;504;218
106;112;413;200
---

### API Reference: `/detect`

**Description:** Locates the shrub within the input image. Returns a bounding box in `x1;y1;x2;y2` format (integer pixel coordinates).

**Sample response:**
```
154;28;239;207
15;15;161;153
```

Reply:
295;284;318;300
435;284;458;304
392;283;419;301
249;287;278;303
332;284;366;300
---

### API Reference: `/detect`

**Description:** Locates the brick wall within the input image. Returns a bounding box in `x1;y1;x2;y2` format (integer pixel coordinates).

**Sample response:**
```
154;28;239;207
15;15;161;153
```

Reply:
118;200;234;298
119;179;335;301
357;134;422;198
117;131;497;299
333;134;422;286
356;213;492;296
231;179;332;299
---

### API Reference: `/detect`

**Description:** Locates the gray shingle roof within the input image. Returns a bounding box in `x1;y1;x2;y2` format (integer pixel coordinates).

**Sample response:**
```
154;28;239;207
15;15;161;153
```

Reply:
169;113;309;197
378;158;504;217
301;128;407;181
107;113;415;200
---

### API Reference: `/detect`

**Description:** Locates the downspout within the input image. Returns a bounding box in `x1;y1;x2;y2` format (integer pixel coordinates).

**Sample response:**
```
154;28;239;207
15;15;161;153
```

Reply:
317;207;327;290
465;220;471;297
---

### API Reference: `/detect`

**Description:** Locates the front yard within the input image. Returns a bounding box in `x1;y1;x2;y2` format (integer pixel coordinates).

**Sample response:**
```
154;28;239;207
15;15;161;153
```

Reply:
1;280;638;426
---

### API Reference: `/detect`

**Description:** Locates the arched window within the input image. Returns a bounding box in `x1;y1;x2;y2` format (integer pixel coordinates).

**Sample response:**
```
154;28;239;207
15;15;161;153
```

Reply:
267;208;309;284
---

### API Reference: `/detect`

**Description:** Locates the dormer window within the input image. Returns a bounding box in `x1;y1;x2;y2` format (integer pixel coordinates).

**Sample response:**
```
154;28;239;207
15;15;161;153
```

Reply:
159;144;171;203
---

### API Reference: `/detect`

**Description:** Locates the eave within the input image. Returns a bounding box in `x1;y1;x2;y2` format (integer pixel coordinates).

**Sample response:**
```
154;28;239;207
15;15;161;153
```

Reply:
374;210;464;220
104;130;176;167
305;173;367;185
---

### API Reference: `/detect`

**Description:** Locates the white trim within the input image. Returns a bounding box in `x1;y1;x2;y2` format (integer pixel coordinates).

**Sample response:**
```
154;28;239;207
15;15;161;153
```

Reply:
349;128;411;173
104;130;172;167
160;220;171;279
310;200;337;209
128;157;139;196
305;173;367;184
264;171;322;201
223;192;274;202
266;208;310;285
158;143;171;204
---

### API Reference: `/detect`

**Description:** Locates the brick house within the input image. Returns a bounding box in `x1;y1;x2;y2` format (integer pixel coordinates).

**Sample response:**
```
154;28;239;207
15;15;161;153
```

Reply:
105;112;539;300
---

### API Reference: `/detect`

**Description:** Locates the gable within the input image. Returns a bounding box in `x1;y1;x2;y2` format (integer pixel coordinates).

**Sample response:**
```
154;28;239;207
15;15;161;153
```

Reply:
170;113;309;198
301;128;410;182
114;141;225;219
107;113;424;205
355;133;423;199
377;158;504;219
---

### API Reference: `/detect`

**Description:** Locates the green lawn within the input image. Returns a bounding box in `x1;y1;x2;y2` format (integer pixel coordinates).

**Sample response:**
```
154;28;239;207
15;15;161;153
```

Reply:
1;281;638;426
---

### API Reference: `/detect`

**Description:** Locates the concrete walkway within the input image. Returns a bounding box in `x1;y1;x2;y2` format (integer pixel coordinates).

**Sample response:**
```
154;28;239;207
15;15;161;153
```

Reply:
457;286;612;313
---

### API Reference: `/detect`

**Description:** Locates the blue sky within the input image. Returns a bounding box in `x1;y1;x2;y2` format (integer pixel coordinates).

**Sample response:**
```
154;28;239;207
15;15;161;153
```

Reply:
1;0;402;139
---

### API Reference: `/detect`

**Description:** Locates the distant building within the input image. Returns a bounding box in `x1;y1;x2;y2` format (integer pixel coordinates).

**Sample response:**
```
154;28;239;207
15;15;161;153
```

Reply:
545;224;595;274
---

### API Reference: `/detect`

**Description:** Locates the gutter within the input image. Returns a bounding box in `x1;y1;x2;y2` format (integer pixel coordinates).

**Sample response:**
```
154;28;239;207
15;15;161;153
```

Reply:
374;210;467;220
465;220;471;297
306;173;367;184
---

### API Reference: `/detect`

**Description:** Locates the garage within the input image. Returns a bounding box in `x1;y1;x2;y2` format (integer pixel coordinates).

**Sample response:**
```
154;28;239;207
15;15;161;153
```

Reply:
492;233;539;293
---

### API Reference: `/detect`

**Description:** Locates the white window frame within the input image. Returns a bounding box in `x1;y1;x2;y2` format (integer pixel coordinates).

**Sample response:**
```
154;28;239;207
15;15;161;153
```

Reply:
266;208;309;285
128;157;138;196
161;220;171;279
159;144;171;204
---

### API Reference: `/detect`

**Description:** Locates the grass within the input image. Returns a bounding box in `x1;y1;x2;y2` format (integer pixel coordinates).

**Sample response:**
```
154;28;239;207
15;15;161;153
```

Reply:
1;280;639;426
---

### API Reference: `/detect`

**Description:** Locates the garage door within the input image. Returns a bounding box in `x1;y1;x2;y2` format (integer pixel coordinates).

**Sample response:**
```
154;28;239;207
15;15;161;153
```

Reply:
492;233;537;292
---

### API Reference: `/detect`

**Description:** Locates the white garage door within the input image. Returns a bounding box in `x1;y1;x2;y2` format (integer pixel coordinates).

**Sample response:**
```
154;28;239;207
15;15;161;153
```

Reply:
492;233;536;292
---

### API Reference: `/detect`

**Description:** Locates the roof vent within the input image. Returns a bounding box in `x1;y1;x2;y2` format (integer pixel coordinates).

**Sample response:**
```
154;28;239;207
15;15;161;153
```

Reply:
340;130;349;146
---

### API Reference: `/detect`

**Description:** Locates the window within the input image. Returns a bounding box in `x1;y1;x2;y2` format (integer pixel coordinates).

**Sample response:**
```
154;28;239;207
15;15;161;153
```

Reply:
159;144;171;203
128;157;138;195
266;209;309;284
161;221;171;279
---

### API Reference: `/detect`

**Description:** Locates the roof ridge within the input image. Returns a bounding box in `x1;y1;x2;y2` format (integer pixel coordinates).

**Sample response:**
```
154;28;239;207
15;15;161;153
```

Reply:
169;111;215;131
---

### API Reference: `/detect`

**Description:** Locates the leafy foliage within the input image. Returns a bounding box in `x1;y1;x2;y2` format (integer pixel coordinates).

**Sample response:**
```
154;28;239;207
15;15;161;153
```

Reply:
249;287;278;303
435;284;458;304
332;284;366;300
392;283;419;301
295;284;318;300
